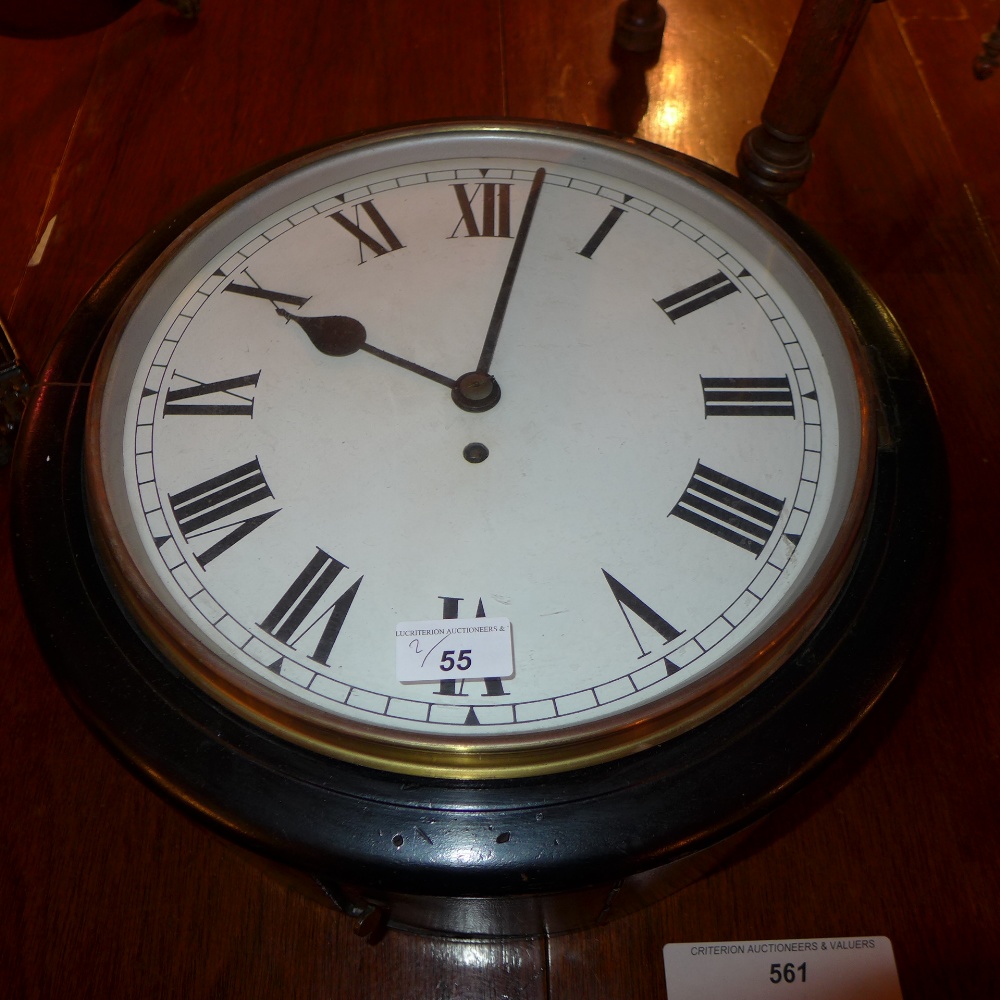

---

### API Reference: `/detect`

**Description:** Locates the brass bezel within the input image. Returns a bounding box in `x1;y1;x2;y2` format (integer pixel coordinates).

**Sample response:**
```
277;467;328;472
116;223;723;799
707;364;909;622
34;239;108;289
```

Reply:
84;121;876;779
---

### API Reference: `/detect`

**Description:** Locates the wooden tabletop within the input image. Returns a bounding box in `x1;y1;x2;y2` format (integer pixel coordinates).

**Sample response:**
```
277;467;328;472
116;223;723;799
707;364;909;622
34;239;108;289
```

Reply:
2;1;998;996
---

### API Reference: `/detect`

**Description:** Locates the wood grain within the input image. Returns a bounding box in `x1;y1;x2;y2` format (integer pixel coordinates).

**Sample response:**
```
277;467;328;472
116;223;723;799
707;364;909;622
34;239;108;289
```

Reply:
2;0;998;997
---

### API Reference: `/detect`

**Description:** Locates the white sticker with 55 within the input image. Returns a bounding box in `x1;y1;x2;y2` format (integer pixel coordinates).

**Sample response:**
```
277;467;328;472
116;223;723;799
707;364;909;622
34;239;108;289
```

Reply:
395;618;514;683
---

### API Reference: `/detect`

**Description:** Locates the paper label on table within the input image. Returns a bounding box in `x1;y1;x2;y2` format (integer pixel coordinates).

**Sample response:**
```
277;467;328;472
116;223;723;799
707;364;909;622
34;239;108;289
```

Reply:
663;937;902;999
396;618;513;683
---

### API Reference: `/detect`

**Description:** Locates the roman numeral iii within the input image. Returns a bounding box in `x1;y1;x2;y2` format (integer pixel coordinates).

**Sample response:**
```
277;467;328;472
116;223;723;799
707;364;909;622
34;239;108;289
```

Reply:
700;376;795;417
671;462;784;555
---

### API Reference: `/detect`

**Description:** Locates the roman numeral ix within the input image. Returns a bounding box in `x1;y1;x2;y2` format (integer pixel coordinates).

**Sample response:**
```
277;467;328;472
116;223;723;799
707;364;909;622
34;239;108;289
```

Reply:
162;371;260;417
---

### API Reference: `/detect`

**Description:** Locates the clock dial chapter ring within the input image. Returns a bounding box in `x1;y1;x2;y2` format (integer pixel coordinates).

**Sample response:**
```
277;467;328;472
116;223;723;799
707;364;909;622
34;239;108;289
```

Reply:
82;122;878;780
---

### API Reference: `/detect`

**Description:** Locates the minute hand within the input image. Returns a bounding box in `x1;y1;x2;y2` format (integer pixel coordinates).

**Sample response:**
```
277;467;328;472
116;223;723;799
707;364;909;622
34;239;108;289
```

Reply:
475;167;546;375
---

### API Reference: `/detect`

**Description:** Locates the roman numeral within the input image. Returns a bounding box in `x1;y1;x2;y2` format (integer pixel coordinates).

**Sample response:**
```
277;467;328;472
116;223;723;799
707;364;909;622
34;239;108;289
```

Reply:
655;271;739;321
700;376;795;417
223;281;310;307
578;206;625;259
603;570;681;659
671;462;784;555
436;595;508;702
330;200;405;262
449;183;512;238
168;458;278;568
162;372;260;416
259;548;363;665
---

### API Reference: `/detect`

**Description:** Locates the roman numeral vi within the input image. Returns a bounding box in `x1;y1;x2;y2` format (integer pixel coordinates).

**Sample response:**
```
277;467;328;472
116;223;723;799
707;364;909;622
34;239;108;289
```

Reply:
436;595;508;707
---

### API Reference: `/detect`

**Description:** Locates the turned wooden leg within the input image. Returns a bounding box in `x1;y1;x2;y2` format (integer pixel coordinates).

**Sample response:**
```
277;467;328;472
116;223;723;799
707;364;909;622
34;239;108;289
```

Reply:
614;0;667;53
738;0;876;200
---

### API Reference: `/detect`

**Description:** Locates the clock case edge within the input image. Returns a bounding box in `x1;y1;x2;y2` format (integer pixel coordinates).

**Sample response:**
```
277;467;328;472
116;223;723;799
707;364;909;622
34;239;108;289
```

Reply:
9;124;948;932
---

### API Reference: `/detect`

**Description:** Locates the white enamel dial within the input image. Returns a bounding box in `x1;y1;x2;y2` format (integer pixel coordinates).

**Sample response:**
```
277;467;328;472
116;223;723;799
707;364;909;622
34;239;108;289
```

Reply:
87;124;872;776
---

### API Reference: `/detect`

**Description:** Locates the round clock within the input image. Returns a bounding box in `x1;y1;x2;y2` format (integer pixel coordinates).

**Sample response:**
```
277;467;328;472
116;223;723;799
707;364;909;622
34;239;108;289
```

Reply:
11;121;945;937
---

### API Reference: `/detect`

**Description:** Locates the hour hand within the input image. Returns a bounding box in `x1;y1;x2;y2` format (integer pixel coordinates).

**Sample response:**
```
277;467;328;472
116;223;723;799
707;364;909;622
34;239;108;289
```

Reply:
275;309;455;389
224;280;365;356
225;278;455;389
275;309;366;357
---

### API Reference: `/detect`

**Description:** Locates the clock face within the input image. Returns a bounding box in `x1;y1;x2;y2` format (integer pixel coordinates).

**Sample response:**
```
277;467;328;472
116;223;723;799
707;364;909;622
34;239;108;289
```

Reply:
87;123;873;777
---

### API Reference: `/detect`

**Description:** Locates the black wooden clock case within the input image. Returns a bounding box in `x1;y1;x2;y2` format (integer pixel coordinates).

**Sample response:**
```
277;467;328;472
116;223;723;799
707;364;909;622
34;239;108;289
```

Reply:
10;128;947;937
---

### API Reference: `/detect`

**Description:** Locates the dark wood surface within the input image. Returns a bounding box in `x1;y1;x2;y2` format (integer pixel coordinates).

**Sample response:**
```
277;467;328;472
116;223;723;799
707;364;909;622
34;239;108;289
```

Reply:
1;1;998;996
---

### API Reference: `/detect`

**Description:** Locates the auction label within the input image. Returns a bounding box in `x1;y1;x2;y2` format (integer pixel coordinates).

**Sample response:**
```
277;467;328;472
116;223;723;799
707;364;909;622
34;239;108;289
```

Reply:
663;937;902;999
396;617;514;683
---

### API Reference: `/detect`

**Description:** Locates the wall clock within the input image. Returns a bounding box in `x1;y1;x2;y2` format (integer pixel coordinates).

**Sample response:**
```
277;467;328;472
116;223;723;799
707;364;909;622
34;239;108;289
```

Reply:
11;120;945;937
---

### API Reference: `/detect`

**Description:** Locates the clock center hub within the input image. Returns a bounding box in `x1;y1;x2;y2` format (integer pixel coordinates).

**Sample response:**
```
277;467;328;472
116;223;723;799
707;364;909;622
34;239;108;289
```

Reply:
452;371;501;412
